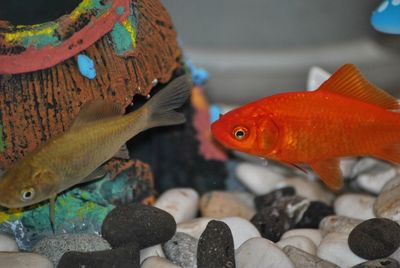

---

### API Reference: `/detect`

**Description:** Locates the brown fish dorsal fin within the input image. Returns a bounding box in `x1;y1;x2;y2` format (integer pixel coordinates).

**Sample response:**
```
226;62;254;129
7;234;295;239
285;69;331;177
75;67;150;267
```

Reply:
317;64;400;110
72;99;125;128
310;158;343;190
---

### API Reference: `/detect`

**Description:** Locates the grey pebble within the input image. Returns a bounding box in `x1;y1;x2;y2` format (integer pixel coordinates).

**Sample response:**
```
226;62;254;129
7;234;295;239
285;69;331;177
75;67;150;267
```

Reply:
351;258;400;268
163;232;198;268
283;245;339;268
32;233;110;266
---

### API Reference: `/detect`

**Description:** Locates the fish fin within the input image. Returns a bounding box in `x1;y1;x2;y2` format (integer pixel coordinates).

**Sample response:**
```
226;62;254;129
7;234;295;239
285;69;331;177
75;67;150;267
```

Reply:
81;166;108;184
281;161;308;174
142;75;192;129
373;143;400;165
72;100;125;128
310;158;343;190
113;144;130;160
49;194;57;234
317;64;400;110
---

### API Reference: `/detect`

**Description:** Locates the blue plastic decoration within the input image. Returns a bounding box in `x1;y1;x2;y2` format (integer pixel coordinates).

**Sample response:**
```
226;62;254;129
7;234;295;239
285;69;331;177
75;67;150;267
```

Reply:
187;60;209;86
77;54;97;79
371;0;400;34
209;104;222;123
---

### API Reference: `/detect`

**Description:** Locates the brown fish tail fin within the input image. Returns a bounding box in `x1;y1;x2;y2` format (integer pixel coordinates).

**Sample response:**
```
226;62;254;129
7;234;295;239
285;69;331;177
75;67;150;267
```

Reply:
373;143;400;165
143;75;192;129
317;64;400;110
310;158;343;190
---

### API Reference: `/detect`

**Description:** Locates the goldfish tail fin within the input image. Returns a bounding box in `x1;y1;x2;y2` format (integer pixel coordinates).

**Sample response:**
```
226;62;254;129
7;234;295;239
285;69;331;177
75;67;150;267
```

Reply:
143;75;192;129
373;143;400;165
310;158;343;190
317;64;400;110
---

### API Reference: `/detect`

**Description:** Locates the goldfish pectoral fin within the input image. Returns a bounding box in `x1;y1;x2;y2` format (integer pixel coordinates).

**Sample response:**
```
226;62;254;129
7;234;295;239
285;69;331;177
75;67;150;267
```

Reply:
113;144;130;160
143;75;192;129
49;194;57;233
72;100;125;128
281;161;308;174
373;143;400;165
310;158;343;190
81;166;108;184
317;64;400;110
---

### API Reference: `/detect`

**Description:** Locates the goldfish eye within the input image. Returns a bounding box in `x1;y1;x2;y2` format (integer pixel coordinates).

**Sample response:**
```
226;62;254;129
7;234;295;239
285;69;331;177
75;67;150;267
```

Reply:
233;127;248;140
21;188;35;201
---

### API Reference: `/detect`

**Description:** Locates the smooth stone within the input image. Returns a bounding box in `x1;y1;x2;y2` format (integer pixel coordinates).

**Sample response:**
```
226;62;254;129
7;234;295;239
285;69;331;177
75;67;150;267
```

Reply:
319;215;362;236
374;176;400;221
341;158;358;179
220;217;261;249
197;220;235;268
141;256;181;268
140;244;165;264
390;246;400;263
275;196;311;225
283;245;339;268
251;206;293;242
317;232;366;267
154;188;199;224
348;218;400;260
235;162;285;195
296;201;335;228
0;234;18;251
351;158;384;177
200;191;255;220
281;229;322;246
357;163;397;194
163;232;197;268
334;194;375;220
277;177;335;205
277;236;317;255
351;258;400;268
32;233;110;266
254;187;296;211
58;244;140;268
236;237;295;268
0;252;53;268
102;204;176;249
177;217;213;239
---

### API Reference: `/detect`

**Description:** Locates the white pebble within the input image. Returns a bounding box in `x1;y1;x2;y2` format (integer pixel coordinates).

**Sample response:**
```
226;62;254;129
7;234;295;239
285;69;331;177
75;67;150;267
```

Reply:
277;236;317;255
177;218;213;239
340;158;358;179
319;215;362;236
317;232;366;267
277;177;335;205
235;163;285;195
351;158;382;177
281;229;322;246
374;176;400;221
0;252;53;268
220;217;261;249
236;237;295;268
356;163;396;194
141;256;180;268
334;194;375;220
0;234;18;252
154;188;199;224
140;244;165;264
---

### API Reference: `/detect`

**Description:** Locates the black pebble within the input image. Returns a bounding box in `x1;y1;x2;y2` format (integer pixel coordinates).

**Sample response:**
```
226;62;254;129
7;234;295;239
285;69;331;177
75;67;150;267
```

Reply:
351;258;400;268
101;204;176;249
254;187;296;211
251;206;293;242
348;218;400;260
197;220;236;268
57;243;140;268
295;201;334;229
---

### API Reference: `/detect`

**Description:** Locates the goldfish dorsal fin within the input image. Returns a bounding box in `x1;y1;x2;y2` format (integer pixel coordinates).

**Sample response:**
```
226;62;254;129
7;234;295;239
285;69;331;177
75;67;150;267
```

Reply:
310;158;343;190
72;100;125;128
317;64;400;110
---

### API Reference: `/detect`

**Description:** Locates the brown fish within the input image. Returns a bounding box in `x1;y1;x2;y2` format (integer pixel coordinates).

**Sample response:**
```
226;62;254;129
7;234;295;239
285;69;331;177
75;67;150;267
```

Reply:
0;76;192;226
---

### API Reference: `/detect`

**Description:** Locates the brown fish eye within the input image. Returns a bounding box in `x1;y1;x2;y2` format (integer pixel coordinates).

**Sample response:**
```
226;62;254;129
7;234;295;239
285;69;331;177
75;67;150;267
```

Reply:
233;127;247;140
21;188;35;201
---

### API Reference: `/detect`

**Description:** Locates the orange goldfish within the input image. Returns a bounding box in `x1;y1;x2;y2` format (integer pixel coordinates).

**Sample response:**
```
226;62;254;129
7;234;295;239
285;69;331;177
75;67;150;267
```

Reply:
0;76;192;226
211;64;400;190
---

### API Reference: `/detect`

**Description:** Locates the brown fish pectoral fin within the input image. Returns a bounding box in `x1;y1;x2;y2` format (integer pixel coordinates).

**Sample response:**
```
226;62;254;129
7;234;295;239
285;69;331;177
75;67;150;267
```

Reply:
373;143;400;165
49;194;57;234
113;144;130;160
310;158;343;190
80;166;108;184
